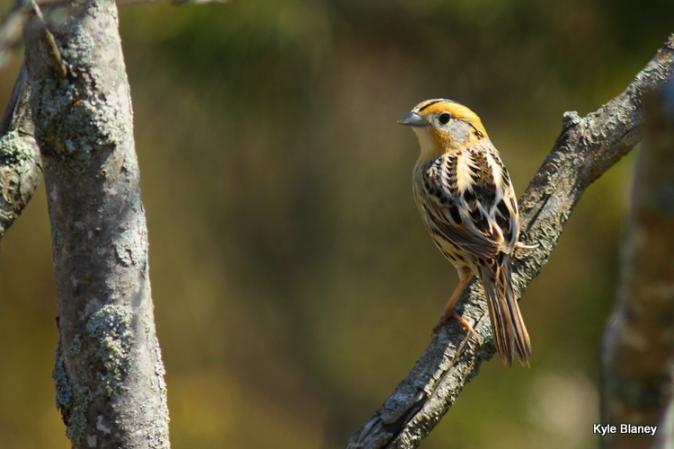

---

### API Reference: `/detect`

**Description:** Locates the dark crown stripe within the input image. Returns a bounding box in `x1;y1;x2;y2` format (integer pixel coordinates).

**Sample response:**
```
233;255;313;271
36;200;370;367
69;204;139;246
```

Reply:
416;99;445;112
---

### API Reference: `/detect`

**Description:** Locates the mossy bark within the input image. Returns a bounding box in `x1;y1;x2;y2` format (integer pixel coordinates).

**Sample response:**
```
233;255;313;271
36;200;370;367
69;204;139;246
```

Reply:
23;0;170;447
0;67;41;240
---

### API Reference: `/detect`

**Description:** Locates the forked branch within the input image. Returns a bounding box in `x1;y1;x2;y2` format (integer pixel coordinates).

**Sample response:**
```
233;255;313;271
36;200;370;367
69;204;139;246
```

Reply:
346;34;674;449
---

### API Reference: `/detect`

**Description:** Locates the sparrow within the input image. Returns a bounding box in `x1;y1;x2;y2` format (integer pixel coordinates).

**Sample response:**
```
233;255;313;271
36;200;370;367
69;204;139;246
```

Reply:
399;98;531;365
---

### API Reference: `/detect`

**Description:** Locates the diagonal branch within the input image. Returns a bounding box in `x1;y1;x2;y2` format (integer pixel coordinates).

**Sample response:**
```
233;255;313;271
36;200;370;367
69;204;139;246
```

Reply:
346;33;674;449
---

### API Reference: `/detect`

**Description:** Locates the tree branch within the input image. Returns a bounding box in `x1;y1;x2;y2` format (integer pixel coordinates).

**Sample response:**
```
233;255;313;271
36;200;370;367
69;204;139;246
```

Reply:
24;0;170;447
0;65;41;240
346;34;674;449
600;79;674;449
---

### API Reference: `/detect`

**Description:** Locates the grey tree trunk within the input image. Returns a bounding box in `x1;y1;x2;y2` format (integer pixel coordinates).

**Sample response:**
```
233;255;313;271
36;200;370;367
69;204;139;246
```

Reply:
23;0;170;447
600;81;674;449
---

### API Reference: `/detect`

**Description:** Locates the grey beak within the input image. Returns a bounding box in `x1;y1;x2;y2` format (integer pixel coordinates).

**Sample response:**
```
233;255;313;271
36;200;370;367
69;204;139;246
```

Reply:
397;112;428;127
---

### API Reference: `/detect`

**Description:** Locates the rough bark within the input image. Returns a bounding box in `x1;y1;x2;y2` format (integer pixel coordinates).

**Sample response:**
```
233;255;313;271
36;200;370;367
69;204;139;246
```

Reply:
346;34;674;449
0;66;41;239
600;80;674;449
23;0;170;448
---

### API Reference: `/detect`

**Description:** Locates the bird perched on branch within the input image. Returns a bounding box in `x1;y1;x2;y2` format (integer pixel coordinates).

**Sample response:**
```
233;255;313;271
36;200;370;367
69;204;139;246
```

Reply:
398;98;531;365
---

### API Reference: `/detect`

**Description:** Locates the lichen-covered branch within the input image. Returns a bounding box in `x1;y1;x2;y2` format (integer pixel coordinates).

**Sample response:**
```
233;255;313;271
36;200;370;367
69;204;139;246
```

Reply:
23;0;170;447
599;79;674;449
346;34;674;449
0;66;41;240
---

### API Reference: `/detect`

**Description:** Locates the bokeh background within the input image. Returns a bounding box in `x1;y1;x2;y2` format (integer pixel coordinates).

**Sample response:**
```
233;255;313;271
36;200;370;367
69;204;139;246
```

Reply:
0;1;672;448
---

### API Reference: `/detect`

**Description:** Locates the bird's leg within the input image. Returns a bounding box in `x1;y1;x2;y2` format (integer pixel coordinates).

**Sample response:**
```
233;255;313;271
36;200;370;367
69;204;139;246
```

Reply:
433;270;476;335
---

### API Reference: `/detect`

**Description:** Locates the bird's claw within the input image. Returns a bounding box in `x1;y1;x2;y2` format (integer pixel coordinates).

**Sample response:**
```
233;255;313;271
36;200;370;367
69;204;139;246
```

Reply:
433;311;478;336
514;241;539;258
515;241;539;250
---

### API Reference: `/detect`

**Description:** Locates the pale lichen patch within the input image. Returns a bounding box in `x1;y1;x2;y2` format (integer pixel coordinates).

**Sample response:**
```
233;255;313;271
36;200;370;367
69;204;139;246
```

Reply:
0;131;35;167
85;304;134;396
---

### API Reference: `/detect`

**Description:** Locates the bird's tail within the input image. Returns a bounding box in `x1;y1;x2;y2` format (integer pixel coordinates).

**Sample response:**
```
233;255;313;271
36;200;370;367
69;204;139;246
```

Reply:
478;252;531;365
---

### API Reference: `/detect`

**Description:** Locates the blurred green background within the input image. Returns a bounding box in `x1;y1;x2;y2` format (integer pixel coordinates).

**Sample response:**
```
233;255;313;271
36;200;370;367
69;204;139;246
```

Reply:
0;1;672;448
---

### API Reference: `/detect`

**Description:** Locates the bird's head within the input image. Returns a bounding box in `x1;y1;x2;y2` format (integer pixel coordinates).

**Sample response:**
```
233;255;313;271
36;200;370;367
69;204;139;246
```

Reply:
398;99;488;160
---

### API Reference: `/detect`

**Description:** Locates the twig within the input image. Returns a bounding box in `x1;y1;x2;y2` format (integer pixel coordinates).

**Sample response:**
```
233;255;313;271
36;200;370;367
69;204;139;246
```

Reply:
28;0;67;78
346;34;674;449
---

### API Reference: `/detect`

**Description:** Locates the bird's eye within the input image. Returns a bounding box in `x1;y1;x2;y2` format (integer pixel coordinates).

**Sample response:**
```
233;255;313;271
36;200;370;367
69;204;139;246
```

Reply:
438;113;451;125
